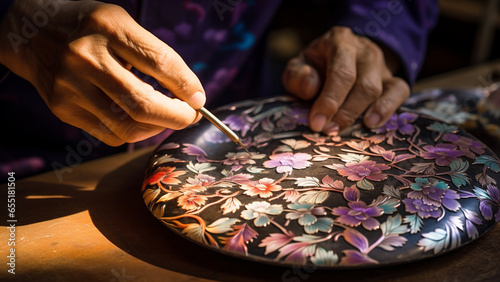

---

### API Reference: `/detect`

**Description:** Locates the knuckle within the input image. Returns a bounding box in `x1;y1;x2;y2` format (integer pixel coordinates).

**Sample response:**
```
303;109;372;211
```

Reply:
318;95;341;115
365;41;383;57
66;38;102;71
332;66;356;86
124;93;154;123
85;4;127;30
174;74;192;93
373;97;392;116
358;79;382;99
388;77;410;97
152;47;175;74
329;26;353;37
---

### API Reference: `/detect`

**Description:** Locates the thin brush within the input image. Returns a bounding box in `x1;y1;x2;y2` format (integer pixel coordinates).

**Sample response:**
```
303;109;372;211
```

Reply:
197;107;251;155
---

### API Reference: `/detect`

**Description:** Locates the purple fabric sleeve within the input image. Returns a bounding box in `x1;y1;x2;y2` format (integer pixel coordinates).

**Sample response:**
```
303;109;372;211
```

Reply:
332;0;439;84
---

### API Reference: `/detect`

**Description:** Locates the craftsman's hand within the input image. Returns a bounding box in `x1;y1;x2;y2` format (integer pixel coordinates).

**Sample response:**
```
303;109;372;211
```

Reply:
0;0;204;146
282;26;410;134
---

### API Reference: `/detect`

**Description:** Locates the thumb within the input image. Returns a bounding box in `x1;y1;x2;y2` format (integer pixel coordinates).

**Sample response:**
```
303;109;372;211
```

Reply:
282;54;321;100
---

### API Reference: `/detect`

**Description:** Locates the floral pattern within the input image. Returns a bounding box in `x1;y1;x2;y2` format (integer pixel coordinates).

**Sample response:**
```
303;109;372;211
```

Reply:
142;96;500;268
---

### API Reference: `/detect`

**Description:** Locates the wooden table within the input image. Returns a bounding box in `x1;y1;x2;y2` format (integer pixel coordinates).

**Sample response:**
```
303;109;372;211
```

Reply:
2;61;500;281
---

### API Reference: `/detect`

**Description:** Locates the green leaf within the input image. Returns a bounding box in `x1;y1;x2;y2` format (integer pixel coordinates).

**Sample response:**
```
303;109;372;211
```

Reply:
450;172;470;188
427;122;458;134
418;228;448;254
474;155;500;172
374;196;400;214
311;247;339;267
404;214;423;234
450;158;469;172
380;214;408;236
357;178;374;190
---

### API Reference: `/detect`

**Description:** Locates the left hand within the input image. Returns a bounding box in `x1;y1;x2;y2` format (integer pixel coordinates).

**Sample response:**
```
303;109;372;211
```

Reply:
282;26;410;135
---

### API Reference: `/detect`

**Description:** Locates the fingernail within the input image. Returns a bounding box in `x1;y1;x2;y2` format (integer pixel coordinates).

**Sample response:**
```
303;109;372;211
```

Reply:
191;91;206;109
311;114;327;132
365;113;381;128
323;121;339;136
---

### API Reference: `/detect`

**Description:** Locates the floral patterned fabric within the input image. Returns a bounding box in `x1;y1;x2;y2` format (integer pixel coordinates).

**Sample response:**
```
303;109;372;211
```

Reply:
142;96;500;267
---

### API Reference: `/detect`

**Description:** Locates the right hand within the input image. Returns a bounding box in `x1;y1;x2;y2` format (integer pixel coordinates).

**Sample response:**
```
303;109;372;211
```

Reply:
0;0;205;146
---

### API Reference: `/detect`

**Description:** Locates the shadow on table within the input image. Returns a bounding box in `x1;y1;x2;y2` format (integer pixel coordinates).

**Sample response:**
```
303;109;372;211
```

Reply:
86;150;499;282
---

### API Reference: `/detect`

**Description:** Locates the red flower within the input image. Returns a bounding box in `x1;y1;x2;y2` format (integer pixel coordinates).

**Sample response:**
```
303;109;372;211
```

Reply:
142;166;186;190
177;191;207;210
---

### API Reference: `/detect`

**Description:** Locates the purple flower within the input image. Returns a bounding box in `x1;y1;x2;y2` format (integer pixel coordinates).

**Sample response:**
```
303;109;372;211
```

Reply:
443;133;485;159
336;160;390;182
420;143;465;166
263;152;312;174
223;113;254;137
375;112;418;135
403;177;460;219
276;106;309;131
331;185;384;230
473;185;500;222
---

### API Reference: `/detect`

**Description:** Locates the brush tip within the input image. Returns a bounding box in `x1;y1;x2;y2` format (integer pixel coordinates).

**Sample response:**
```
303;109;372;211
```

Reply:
237;140;251;156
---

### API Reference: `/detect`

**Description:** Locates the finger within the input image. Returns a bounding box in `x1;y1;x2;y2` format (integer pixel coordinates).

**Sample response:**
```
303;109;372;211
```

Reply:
84;50;202;130
308;36;357;133
104;10;206;109
282;55;321;100
363;77;410;128
53;103;126;147
329;48;386;132
52;77;172;144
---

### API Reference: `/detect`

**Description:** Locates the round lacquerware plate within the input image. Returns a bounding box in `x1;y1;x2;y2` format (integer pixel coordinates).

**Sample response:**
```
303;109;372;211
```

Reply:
141;96;500;268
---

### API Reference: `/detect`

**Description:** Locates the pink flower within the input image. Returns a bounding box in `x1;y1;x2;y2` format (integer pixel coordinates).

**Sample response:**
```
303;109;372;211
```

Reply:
336;160;390;182
240;178;282;198
263;152;312;174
